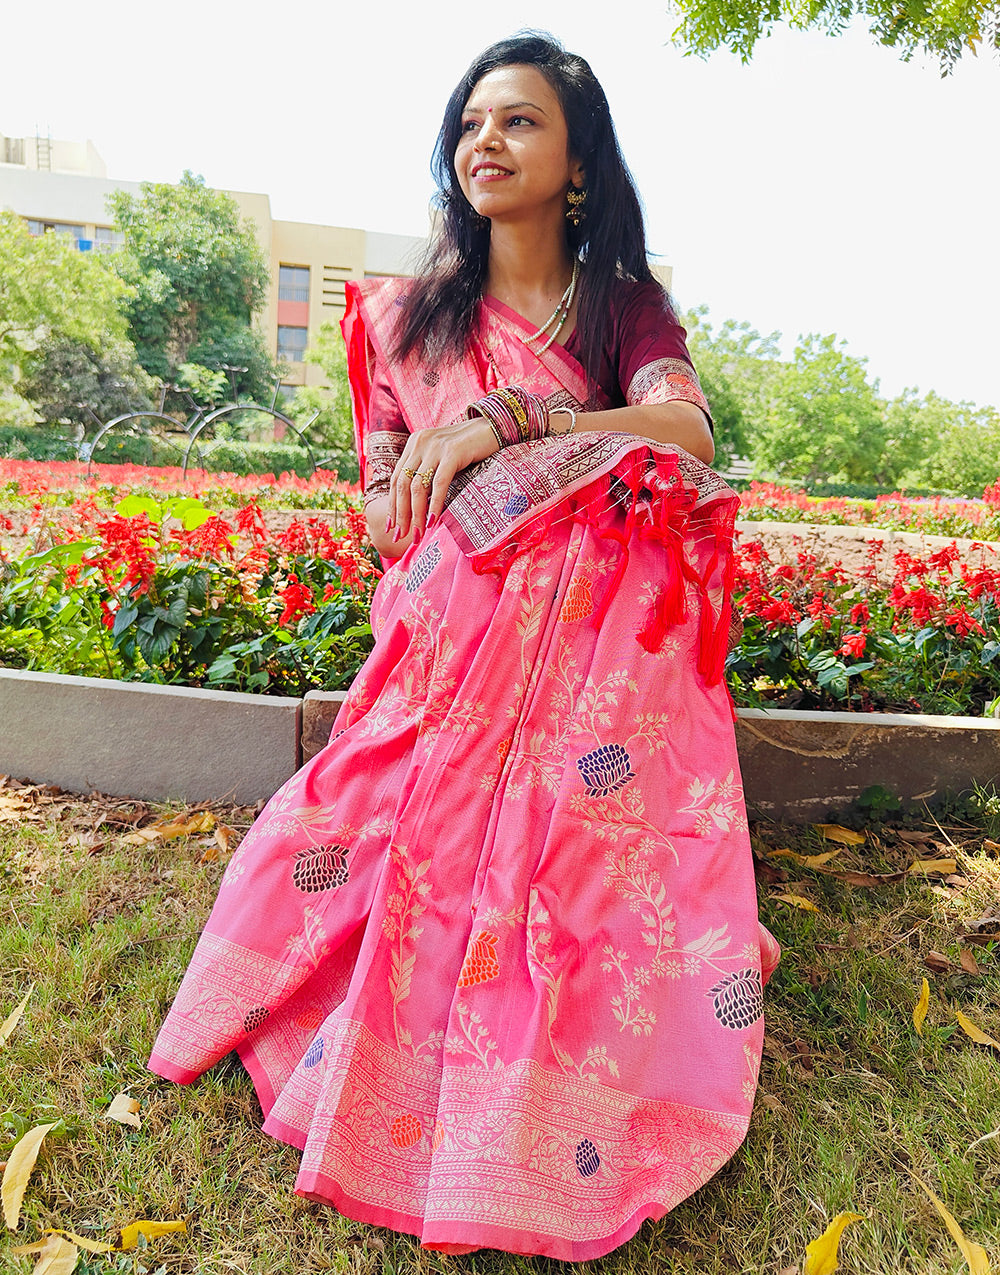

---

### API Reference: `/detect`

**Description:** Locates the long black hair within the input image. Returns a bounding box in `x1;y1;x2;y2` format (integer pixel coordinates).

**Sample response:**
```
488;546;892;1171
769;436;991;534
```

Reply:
393;32;659;390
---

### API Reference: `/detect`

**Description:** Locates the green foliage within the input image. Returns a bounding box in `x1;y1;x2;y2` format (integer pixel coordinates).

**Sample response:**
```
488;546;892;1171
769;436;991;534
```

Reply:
0;211;141;426
19;338;154;429
670;0;998;72
0;494;378;695
0;422;79;460
753;334;887;485
894;392;1000;494
108;173;277;399
286;323;356;456
682;306;781;470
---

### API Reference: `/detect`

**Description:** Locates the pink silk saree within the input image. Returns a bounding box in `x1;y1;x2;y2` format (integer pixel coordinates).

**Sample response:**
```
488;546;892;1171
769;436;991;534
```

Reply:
149;277;779;1261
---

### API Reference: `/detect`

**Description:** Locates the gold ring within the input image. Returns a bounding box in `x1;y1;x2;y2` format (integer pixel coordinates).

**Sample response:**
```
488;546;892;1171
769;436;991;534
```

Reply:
401;467;418;480
417;468;436;488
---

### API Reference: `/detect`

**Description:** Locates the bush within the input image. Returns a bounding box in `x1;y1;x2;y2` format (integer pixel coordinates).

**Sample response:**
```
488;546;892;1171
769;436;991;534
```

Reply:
0;423;79;461
85;432;360;482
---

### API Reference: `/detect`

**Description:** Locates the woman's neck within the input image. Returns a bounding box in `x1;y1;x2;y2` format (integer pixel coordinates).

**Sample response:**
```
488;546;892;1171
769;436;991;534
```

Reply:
484;222;575;316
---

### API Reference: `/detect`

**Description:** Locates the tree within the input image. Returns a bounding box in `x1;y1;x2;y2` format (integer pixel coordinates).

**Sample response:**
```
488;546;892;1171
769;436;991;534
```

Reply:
0;211;142;427
287;323;356;458
751;333;887;484
891;391;1000;493
108;173;277;401
670;0;999;72
681;306;781;470
19;339;154;431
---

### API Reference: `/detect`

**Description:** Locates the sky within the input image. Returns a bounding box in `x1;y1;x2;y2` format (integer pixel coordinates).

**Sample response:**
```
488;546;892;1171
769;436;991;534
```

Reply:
3;0;998;408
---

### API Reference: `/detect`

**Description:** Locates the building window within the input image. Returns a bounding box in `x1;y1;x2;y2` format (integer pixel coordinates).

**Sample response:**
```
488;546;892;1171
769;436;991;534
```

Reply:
277;325;309;363
26;219;85;240
279;265;310;303
93;226;124;253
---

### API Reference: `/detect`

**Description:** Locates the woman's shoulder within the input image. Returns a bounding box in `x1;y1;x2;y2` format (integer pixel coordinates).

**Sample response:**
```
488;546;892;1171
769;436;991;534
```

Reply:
607;275;678;325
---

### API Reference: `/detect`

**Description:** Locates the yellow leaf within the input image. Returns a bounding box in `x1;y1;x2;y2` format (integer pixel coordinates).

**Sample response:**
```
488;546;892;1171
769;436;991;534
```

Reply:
773;894;821;913
956;1010;1000;1050
43;1229;116;1254
121;827;162;846
914;977;930;1037
911;1173;991;1274
813;824;866;845
2;1121;59;1230
804;1211;865;1275
119;1219;187;1250
0;984;34;1048
769;849;843;868
102;1092;141;1129
908;858;958;876
150;811;215;840
30;1234;78;1275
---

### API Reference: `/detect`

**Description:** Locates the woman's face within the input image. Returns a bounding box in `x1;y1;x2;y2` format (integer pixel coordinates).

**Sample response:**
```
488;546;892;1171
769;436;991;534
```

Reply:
455;64;583;228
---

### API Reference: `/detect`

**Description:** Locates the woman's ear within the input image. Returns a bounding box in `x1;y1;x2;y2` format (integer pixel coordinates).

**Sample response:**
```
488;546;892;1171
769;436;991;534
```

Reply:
570;160;586;189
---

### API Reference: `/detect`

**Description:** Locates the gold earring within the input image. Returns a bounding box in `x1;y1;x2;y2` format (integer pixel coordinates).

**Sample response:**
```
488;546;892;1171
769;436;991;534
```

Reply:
566;186;587;227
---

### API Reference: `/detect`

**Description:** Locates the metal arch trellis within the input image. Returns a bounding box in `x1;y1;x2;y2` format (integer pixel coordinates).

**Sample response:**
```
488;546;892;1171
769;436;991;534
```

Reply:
80;388;329;480
182;403;321;478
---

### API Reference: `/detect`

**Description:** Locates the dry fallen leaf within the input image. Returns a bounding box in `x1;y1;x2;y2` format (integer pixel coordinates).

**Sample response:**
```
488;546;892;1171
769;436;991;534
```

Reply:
827;869;906;887
897;829;935;844
956;1010;1000;1051
982;839;1000;856
103;1092;141;1129
924;951;954;974
0;984;34;1048
804;1211;865;1275
2;1122;59;1229
914;978;930;1036
773;894;821;913
0;792;43;824
119;1218;186;1250
908;858;958;877
960;949;981;975
151;811;216;839
121;827;162;846
911;1173;991;1274
769;848;843;868
42;1229;116;1253
214;823;235;853
813;824;866;845
11;1234;79;1275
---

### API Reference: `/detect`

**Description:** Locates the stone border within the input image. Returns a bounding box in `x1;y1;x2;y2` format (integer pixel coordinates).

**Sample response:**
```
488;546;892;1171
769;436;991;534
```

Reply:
2;669;998;820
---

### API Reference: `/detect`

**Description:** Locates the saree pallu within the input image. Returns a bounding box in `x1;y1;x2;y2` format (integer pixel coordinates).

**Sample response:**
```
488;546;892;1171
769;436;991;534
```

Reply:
149;278;779;1261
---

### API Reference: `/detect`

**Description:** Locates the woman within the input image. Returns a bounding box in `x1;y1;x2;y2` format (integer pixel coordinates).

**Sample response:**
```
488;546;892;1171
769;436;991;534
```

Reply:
149;33;779;1262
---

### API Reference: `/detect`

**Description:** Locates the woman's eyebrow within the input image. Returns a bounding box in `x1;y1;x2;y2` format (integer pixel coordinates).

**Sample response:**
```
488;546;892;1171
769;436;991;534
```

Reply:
462;100;549;117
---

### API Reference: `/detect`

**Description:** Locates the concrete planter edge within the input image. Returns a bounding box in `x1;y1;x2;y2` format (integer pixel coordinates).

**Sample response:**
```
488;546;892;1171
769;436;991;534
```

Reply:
2;669;997;821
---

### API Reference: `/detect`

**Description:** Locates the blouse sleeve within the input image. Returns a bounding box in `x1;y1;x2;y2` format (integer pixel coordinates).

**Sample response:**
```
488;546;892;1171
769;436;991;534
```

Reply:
362;357;410;505
614;283;712;428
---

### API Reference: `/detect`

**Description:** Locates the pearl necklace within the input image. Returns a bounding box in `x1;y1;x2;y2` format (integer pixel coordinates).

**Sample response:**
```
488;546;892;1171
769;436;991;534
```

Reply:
523;259;579;353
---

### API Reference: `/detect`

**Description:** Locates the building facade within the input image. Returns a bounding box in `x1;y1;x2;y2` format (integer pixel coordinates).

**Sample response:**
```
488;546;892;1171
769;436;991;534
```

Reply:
0;132;425;393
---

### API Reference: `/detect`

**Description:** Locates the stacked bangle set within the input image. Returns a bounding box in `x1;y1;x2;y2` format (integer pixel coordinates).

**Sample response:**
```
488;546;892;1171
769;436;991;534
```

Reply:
467;386;576;451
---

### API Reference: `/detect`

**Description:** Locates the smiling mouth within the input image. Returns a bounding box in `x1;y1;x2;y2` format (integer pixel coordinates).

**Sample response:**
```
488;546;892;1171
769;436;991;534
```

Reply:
472;165;512;178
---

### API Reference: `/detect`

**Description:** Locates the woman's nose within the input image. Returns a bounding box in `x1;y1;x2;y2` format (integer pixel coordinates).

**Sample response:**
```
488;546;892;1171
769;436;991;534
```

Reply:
473;115;502;151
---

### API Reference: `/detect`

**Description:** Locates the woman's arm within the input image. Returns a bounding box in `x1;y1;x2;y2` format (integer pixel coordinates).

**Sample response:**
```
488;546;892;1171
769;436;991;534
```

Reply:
568;400;714;464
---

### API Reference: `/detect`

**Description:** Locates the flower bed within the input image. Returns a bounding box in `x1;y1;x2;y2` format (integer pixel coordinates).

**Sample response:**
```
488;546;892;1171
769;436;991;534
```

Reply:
0;486;379;697
0;457;361;511
2;459;999;717
740;479;1000;540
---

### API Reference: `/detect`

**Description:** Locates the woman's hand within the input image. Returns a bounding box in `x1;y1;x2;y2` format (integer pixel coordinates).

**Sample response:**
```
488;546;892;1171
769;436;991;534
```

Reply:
386;413;500;547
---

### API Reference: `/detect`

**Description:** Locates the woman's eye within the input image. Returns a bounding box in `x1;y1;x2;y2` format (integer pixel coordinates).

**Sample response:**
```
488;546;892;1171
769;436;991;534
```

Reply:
461;120;480;133
508;116;533;127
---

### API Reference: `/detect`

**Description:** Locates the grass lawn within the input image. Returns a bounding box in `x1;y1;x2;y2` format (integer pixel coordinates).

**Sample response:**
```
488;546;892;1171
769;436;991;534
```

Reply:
1;780;999;1275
